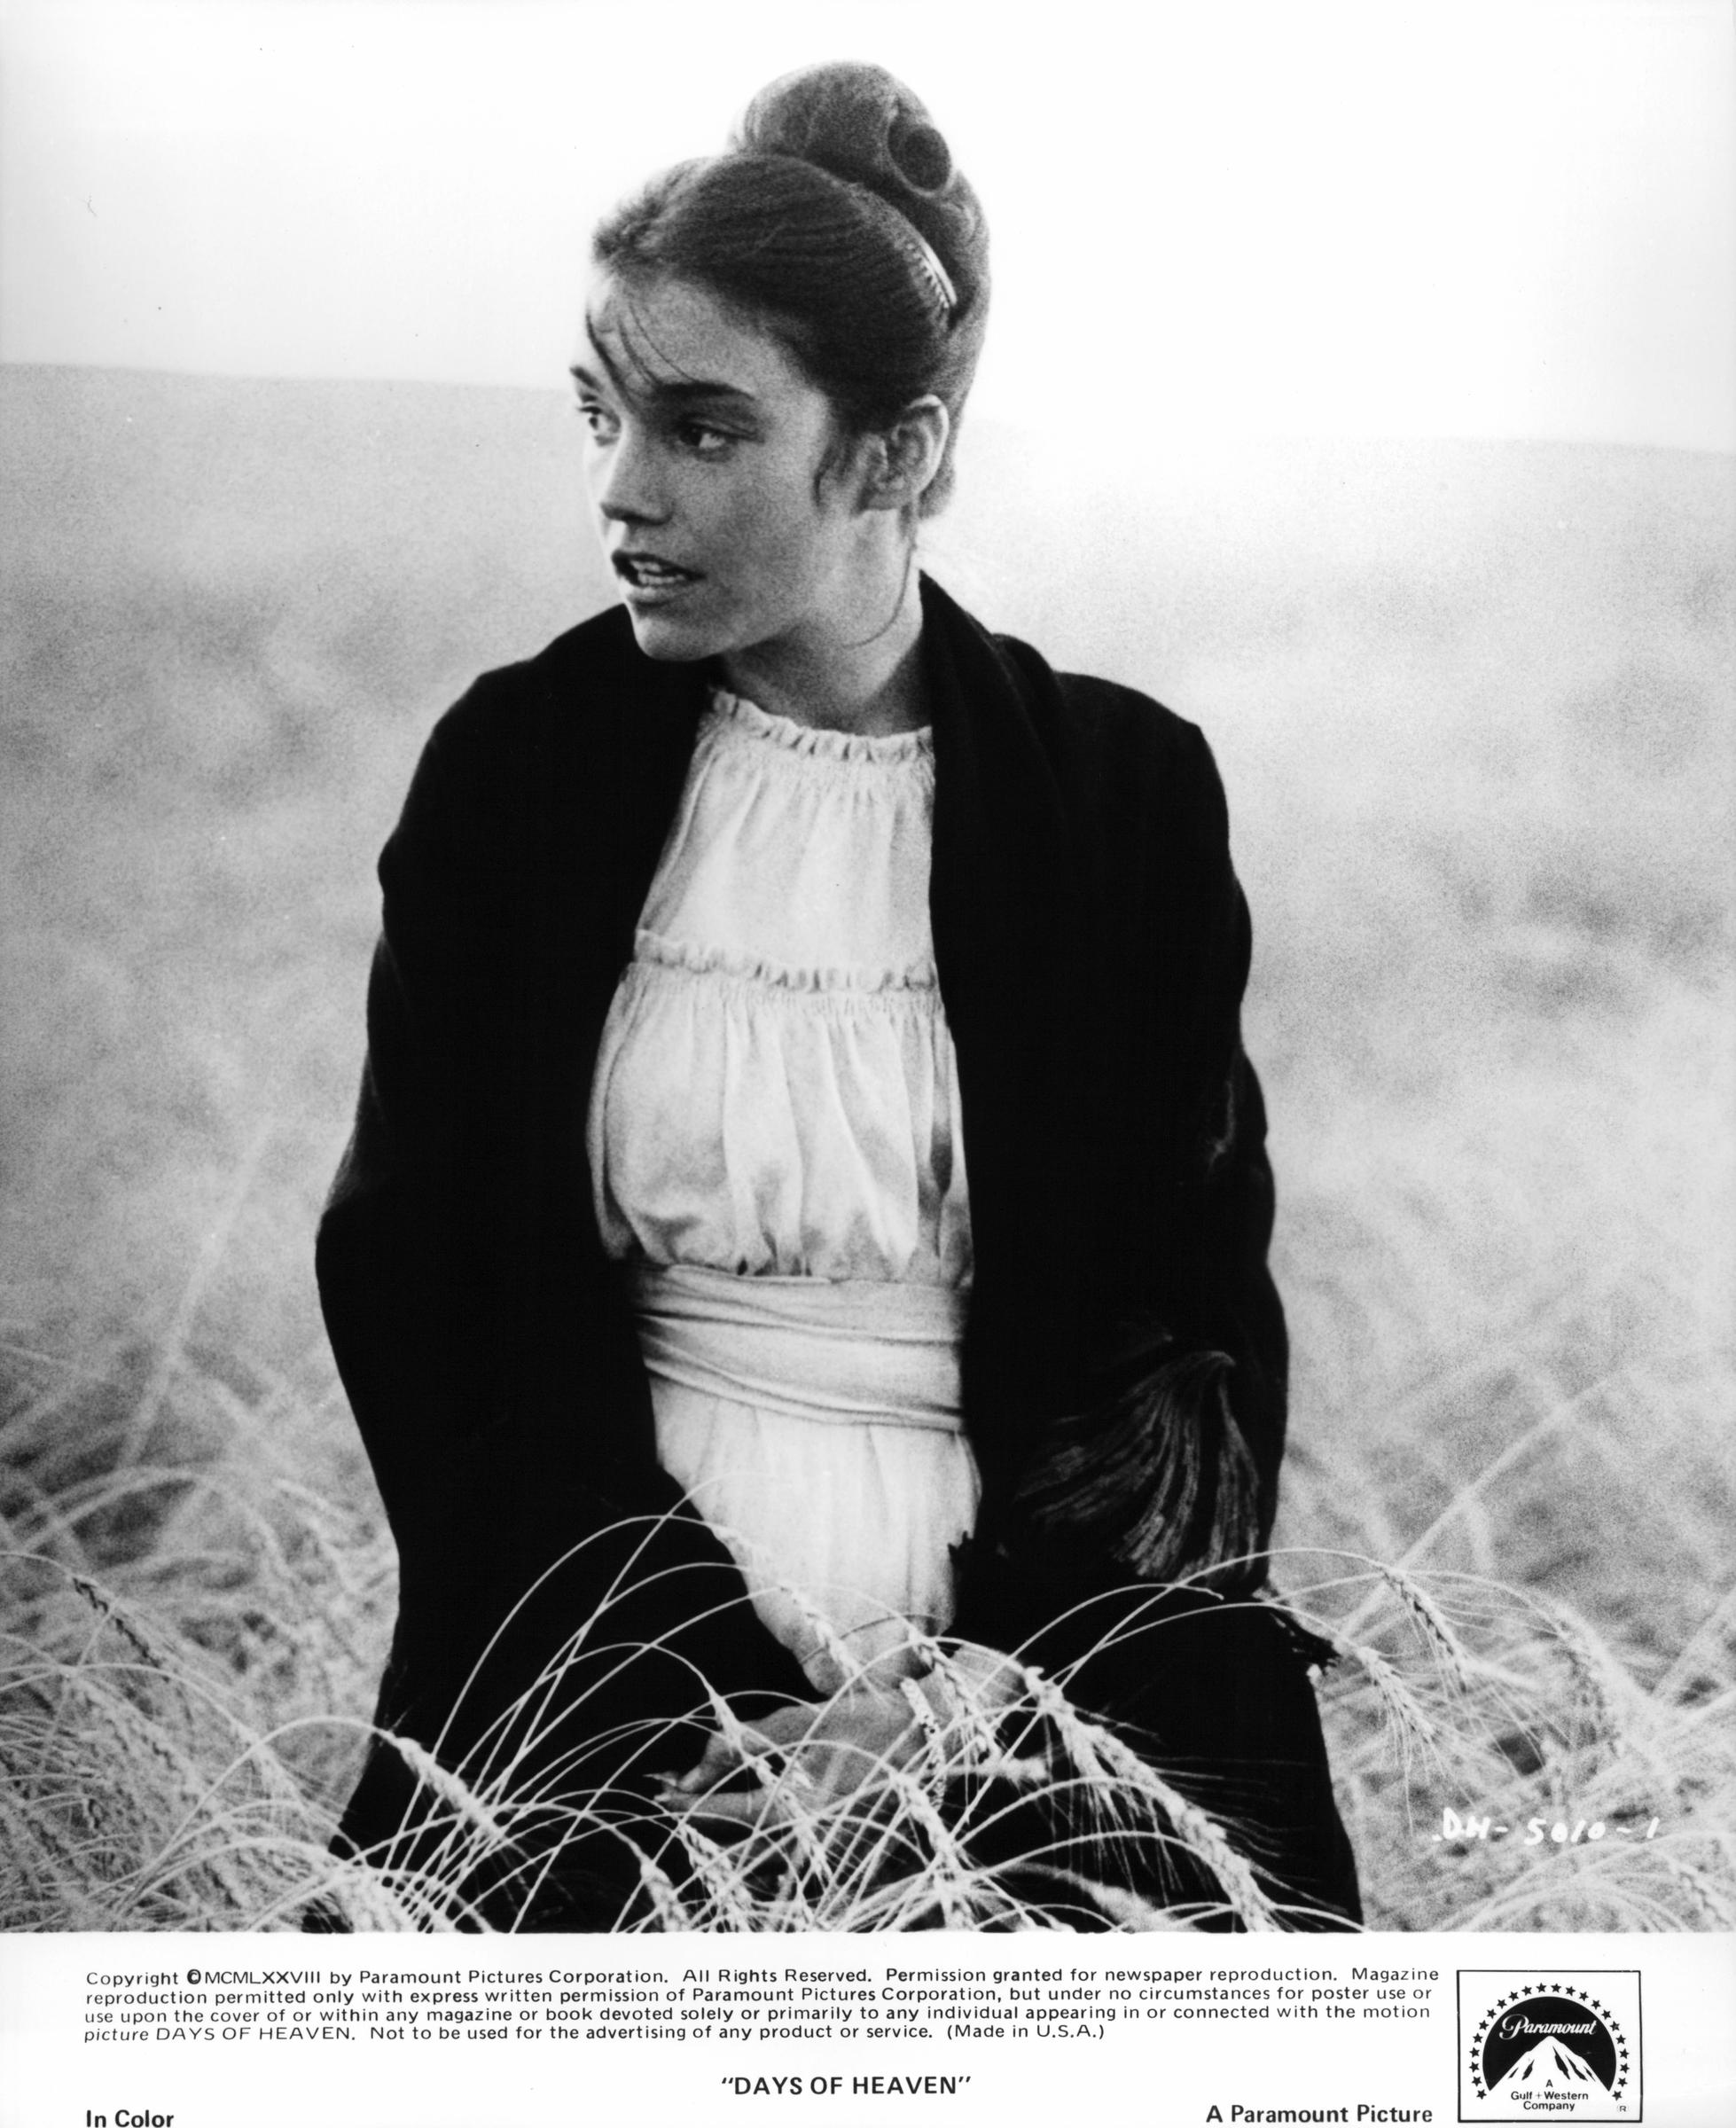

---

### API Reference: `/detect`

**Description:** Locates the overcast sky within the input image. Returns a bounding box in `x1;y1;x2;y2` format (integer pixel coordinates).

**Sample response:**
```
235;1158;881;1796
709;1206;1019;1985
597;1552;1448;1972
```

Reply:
3;0;1732;450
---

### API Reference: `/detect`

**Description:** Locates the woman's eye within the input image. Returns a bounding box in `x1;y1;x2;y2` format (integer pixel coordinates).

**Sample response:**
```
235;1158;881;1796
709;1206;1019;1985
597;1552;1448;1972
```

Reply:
574;399;618;441
677;420;736;457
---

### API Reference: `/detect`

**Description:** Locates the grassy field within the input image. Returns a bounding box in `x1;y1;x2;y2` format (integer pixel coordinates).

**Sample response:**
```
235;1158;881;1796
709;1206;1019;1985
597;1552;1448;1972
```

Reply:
2;364;1731;1929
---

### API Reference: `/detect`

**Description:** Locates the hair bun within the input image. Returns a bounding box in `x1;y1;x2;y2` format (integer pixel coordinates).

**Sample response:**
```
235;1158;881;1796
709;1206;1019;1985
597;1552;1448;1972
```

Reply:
886;113;951;194
735;61;930;192
732;61;985;322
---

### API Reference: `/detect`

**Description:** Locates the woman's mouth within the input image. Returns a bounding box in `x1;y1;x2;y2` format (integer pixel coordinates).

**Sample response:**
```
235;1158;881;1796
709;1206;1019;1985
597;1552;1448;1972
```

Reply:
614;553;704;603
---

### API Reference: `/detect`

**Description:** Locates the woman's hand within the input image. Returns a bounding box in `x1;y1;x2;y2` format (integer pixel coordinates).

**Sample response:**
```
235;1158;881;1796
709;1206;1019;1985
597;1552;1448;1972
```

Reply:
657;1685;931;1831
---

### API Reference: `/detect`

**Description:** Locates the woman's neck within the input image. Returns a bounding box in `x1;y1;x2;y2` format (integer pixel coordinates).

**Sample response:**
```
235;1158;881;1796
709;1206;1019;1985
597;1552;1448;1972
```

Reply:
720;548;929;737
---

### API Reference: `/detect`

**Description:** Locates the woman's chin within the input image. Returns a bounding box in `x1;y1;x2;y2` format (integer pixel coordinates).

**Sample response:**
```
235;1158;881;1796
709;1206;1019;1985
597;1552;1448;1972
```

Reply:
621;596;719;664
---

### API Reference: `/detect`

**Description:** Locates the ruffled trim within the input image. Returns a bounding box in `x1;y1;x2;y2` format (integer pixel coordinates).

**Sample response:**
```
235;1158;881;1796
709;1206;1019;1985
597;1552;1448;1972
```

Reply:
632;926;940;995
708;687;934;764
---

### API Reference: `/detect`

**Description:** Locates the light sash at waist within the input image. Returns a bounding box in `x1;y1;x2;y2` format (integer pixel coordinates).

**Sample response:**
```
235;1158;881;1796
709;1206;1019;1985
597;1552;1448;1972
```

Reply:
626;1261;967;1432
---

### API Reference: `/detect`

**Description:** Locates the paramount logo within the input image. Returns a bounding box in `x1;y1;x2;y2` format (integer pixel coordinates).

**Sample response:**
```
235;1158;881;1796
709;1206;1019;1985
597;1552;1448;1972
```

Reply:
1456;1971;1640;2122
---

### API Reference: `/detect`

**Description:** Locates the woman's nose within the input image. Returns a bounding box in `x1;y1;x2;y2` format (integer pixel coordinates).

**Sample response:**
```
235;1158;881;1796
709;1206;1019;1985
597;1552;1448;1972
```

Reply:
592;431;669;528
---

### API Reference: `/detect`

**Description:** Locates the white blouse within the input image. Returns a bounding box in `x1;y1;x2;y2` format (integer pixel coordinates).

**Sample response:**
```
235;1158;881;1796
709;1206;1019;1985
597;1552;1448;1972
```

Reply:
586;690;980;1690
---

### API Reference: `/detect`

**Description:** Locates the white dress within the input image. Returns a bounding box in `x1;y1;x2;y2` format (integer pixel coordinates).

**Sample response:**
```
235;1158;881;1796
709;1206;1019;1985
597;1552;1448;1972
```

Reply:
586;690;980;1692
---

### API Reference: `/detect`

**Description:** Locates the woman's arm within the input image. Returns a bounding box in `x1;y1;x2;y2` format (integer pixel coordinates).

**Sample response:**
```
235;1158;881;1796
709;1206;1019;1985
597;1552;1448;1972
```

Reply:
1009;717;1287;1599
319;676;822;1770
317;696;509;1550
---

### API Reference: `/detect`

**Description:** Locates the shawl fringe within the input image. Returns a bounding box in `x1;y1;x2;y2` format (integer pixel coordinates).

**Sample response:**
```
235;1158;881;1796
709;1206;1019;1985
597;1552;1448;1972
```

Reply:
1012;1347;1263;1586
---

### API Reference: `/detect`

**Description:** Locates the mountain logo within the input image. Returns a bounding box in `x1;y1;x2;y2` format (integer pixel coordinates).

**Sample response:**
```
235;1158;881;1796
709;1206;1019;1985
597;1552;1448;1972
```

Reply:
1457;1971;1640;2121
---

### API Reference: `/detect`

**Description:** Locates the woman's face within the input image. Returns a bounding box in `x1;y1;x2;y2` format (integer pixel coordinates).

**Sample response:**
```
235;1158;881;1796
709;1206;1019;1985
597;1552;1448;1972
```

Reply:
573;272;873;666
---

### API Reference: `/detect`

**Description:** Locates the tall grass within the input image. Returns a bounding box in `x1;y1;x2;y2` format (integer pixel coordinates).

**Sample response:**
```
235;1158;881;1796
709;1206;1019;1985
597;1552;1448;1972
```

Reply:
2;371;1731;1929
3;1325;1730;1931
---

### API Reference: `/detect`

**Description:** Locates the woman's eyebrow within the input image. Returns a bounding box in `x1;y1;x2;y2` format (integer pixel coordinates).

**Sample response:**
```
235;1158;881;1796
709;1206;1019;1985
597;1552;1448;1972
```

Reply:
568;359;758;409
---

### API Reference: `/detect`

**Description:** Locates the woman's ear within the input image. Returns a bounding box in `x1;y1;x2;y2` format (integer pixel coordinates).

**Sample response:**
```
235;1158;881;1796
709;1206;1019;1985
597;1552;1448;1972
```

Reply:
860;396;950;514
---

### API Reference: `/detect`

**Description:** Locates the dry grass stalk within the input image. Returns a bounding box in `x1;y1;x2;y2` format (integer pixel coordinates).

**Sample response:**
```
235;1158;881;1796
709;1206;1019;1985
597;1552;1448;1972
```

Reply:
1373;1563;1476;1690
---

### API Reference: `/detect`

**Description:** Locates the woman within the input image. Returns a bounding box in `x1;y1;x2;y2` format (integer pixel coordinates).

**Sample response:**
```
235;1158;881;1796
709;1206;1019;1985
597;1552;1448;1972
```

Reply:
317;60;1360;1931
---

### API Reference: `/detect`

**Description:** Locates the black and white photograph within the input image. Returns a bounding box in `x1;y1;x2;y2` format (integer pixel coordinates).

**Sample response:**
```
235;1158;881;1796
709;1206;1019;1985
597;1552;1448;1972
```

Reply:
2;0;1732;2112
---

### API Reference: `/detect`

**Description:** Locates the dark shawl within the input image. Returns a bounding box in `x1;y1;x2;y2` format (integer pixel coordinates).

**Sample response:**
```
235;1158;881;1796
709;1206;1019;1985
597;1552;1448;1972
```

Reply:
314;575;1345;1921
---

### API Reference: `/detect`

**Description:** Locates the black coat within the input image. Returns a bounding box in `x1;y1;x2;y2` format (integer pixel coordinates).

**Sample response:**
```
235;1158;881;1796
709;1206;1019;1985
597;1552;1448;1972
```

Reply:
317;575;1356;1927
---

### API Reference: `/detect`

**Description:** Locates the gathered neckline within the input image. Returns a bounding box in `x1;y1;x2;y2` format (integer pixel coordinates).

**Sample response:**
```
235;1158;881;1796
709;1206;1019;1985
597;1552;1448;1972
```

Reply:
708;687;934;764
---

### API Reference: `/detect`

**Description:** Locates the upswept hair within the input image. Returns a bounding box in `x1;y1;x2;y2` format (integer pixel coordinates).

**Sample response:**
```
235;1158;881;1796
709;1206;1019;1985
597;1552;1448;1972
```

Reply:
592;62;989;515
